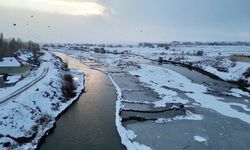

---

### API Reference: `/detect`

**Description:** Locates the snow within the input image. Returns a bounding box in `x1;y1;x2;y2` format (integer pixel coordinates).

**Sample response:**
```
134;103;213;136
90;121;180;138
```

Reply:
203;61;250;82
130;65;190;107
222;88;250;98
5;75;22;84
0;57;21;67
90;44;250;84
108;74;152;150
127;130;137;140
19;52;33;61
155;110;203;124
130;64;250;124
230;88;250;97
0;51;85;149
0;59;48;100
51;44;250;85
193;136;207;143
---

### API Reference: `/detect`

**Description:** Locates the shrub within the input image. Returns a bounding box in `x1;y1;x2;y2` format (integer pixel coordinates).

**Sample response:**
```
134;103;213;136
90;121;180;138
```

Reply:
61;74;76;100
158;57;163;63
196;50;204;56
243;67;250;78
36;114;52;125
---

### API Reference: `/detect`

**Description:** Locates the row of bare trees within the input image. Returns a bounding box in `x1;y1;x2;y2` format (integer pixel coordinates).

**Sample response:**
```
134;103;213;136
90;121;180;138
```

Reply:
0;33;40;63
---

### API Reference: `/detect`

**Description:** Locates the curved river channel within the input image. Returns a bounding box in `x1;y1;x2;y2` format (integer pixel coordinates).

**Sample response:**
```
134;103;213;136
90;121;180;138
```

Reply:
40;53;125;150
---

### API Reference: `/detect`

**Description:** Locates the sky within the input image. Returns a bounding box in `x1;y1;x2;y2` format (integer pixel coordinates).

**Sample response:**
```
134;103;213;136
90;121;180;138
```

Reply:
0;0;250;43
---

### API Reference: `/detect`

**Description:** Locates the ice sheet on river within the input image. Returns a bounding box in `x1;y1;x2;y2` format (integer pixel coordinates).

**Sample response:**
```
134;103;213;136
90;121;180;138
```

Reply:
130;64;250;124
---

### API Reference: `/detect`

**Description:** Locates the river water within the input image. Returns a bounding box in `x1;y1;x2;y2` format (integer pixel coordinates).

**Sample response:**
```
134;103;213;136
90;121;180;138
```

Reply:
40;53;125;150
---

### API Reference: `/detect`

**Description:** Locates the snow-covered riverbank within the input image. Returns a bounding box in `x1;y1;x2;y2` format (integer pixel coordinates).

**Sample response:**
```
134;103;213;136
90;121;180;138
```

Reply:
108;74;152;150
0;51;85;149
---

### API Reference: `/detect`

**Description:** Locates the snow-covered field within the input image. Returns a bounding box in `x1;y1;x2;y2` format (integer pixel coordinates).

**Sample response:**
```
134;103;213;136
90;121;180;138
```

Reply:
106;45;250;85
0;51;85;149
46;44;250;85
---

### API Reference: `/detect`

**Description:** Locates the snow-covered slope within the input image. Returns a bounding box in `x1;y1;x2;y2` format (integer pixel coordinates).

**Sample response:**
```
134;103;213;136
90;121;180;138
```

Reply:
0;51;85;149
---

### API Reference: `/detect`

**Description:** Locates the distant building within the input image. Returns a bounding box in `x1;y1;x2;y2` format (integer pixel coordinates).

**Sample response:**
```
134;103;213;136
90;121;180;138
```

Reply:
0;56;30;77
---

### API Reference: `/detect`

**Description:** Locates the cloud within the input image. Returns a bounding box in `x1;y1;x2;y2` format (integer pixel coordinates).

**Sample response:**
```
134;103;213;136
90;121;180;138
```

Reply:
0;0;107;16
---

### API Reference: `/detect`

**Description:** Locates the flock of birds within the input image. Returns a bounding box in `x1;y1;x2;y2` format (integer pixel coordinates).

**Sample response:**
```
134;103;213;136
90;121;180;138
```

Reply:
11;15;53;41
11;15;146;41
13;15;51;28
12;15;145;33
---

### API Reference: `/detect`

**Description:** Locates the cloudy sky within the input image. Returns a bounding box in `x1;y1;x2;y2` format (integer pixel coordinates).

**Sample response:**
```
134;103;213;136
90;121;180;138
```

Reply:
0;0;250;43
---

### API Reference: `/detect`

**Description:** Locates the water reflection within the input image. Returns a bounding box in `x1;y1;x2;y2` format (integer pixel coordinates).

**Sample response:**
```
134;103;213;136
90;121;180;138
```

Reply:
40;52;125;150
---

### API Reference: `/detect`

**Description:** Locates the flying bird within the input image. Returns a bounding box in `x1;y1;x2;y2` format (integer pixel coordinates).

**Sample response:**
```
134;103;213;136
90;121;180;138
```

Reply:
13;24;16;26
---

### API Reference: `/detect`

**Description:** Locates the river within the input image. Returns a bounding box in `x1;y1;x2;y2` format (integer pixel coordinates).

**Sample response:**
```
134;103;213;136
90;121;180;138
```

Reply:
40;53;125;150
